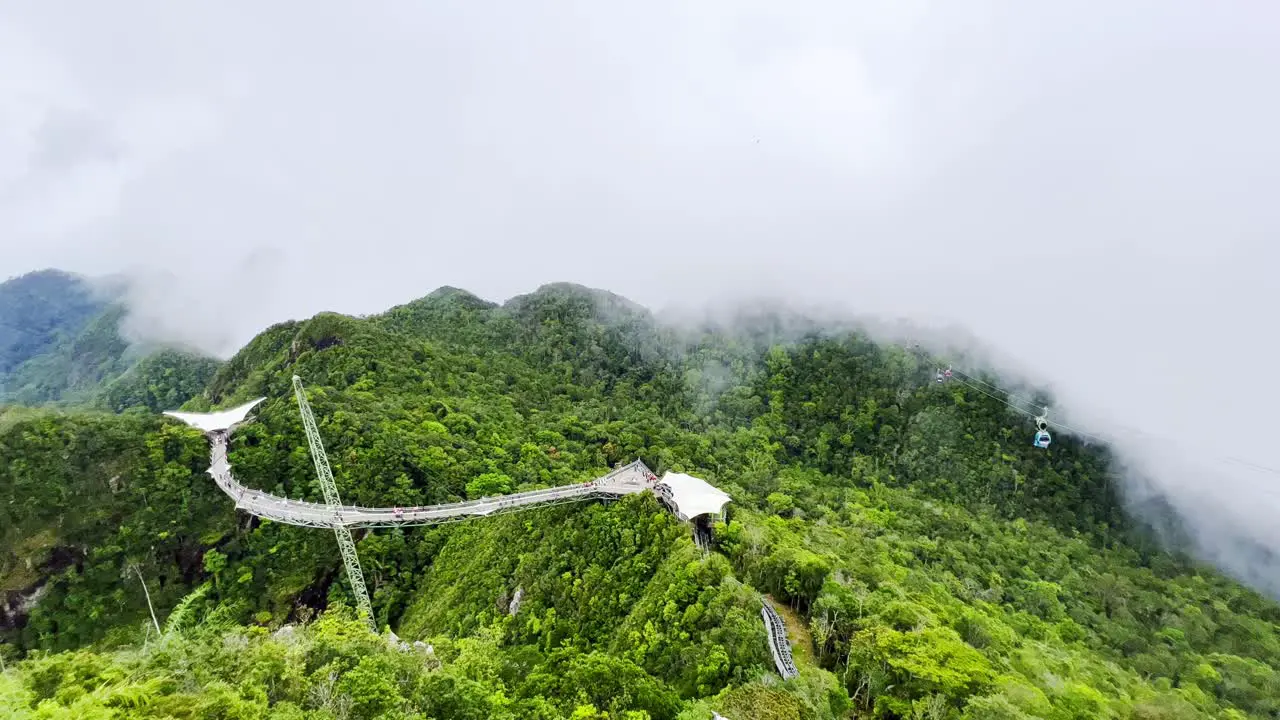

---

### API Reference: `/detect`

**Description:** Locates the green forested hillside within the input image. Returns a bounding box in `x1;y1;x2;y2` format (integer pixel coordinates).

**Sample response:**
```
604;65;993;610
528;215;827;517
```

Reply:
0;269;112;401
2;281;1278;719
0;270;219;409
97;350;222;414
0;270;105;371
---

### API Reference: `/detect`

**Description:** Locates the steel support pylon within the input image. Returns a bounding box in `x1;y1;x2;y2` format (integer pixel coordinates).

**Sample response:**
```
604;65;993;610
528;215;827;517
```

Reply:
292;375;376;630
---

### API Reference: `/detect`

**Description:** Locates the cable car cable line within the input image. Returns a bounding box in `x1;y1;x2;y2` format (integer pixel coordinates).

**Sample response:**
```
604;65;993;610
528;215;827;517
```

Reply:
949;370;1105;444
942;371;1058;448
937;364;1280;476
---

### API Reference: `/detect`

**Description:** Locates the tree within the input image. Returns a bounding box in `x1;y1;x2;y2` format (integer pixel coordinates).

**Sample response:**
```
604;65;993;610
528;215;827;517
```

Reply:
466;472;514;499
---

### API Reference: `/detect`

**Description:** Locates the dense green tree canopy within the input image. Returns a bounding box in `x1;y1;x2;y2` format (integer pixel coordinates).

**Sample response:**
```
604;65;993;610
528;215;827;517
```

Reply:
2;280;1278;718
0;270;107;378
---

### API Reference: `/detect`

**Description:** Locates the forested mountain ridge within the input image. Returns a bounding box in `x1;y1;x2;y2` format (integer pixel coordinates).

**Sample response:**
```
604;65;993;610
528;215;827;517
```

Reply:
0;269;220;409
0;271;102;370
2;280;1279;718
0;269;112;399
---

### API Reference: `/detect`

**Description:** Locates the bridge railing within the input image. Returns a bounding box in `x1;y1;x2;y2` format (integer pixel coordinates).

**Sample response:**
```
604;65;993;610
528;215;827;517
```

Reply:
206;434;657;528
761;599;798;680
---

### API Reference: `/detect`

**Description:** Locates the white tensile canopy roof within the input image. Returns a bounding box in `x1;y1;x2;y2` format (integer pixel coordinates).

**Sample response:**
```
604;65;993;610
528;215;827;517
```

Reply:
164;397;267;432
658;471;732;520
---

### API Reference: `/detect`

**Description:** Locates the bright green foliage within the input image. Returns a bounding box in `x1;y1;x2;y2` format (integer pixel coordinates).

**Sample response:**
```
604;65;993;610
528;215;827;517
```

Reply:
712;684;804;720
398;494;770;704
2;607;701;719
466;471;514;499
723;490;1280;717
97;350;221;413
2;281;1280;717
0;412;230;650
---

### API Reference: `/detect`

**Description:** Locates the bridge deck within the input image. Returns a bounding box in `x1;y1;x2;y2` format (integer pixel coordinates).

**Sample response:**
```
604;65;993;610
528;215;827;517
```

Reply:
205;432;656;529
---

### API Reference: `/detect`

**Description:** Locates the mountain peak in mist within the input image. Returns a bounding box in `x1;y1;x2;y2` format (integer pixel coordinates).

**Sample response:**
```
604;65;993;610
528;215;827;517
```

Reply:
0;269;105;376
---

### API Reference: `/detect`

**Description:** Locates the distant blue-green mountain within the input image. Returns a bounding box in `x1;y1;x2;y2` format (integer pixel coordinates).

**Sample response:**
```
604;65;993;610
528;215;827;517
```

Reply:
0;269;220;410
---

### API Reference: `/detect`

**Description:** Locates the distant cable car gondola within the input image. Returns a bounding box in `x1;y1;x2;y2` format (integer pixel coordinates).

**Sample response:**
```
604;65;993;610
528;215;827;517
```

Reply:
1033;409;1052;449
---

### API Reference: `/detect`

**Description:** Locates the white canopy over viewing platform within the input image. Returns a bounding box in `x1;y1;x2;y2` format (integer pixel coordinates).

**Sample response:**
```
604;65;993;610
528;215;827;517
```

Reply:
164;397;267;433
656;471;732;522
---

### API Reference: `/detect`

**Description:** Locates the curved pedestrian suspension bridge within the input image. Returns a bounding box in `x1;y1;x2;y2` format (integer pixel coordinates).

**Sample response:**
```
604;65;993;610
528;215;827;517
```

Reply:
169;397;661;530
164;385;792;683
206;430;658;529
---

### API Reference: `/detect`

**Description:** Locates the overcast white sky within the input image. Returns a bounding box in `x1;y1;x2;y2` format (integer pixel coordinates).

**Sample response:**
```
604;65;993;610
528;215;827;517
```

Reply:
3;1;1279;591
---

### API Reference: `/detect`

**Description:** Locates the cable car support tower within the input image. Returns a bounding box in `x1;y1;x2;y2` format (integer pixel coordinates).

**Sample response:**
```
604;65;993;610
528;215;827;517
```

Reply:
292;375;376;630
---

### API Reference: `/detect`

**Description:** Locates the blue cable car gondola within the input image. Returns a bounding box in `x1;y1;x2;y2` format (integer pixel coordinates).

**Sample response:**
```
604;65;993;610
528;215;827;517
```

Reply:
1033;410;1051;449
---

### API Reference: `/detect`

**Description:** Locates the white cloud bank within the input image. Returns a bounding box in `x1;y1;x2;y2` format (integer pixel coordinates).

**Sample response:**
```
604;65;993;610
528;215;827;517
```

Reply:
2;1;1278;593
